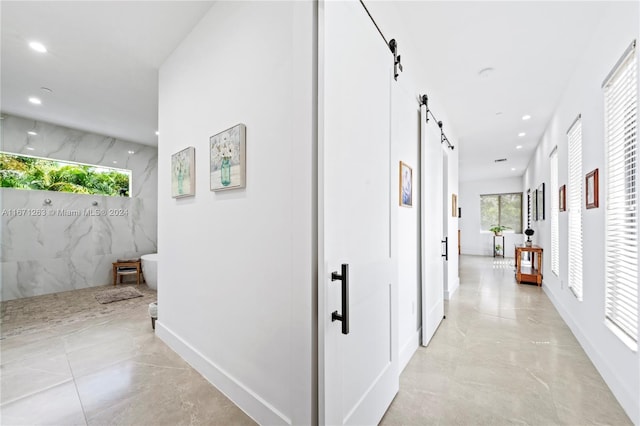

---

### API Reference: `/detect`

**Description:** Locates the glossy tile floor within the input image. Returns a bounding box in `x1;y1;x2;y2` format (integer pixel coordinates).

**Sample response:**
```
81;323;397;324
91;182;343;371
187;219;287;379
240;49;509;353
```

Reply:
1;257;632;425
381;255;632;425
0;284;255;426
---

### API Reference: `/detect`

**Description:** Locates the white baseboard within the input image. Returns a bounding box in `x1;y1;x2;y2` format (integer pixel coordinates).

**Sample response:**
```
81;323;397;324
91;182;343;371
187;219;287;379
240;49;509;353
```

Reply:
156;322;292;425
445;277;459;300
399;328;420;373
543;287;639;425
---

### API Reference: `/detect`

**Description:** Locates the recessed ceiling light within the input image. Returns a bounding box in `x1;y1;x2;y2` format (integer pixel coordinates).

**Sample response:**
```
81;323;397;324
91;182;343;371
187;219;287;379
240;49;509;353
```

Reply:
28;41;47;53
518;132;526;137
112;161;118;164
516;145;523;149
28;97;42;105
26;147;35;151
511;168;516;171
128;150;135;155
522;114;531;120
155;131;159;136
27;131;37;136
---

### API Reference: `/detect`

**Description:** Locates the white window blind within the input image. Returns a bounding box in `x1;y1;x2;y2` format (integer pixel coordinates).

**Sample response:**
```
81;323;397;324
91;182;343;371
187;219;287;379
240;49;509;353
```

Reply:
568;116;583;300
604;41;638;348
550;147;559;276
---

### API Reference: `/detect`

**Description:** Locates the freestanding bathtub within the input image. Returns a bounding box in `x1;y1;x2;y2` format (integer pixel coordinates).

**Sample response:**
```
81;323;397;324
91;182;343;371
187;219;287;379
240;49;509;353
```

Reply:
141;253;158;290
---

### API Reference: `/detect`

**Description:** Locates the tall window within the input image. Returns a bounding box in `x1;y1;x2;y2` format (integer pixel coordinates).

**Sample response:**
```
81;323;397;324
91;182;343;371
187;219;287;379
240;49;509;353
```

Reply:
604;41;638;349
550;147;559;276
480;193;522;233
568;116;583;300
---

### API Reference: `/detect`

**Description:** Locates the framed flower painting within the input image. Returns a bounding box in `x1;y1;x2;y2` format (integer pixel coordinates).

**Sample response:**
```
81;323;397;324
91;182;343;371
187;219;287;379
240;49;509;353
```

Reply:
171;146;195;198
210;124;246;191
399;161;412;207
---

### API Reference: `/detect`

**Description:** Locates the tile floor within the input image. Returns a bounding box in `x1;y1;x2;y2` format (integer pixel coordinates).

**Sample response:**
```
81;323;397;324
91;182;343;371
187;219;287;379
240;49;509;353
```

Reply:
0;256;632;425
381;255;632;425
0;284;255;426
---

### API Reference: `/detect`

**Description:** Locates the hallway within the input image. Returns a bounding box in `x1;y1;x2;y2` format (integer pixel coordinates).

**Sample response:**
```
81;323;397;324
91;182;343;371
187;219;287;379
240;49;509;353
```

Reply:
382;255;631;425
0;256;632;425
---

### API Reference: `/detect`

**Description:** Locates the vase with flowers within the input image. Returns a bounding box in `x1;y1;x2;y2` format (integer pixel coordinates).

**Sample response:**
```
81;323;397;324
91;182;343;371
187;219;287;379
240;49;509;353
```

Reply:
173;151;188;195
211;133;237;187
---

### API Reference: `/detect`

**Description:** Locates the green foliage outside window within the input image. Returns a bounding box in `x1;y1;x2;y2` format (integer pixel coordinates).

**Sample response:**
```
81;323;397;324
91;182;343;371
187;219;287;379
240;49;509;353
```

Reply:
0;152;131;197
480;193;522;233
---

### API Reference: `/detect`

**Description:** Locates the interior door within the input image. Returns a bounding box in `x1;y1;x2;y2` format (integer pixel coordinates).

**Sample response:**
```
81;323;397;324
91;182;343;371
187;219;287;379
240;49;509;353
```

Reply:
442;152;449;296
421;107;444;346
319;1;398;424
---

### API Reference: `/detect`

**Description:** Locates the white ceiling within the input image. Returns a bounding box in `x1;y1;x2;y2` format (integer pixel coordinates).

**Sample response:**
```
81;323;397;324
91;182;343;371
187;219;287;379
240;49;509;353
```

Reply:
1;1;214;146
397;1;611;181
1;1;614;181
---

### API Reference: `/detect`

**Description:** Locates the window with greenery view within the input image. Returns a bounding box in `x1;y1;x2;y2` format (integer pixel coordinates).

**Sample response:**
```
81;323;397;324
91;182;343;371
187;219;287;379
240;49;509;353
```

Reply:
480;193;522;233
0;152;131;197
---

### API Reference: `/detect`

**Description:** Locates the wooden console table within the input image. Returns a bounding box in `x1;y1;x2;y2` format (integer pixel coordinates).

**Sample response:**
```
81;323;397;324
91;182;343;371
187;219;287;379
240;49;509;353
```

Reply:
514;245;543;286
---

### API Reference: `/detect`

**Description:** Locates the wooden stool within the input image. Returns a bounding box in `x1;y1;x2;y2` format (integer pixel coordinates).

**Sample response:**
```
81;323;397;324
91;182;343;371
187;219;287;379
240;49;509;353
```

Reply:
112;259;143;286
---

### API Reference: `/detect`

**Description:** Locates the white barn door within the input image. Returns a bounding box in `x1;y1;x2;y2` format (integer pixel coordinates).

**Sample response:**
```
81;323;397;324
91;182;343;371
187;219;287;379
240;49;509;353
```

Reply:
421;107;445;346
318;1;398;424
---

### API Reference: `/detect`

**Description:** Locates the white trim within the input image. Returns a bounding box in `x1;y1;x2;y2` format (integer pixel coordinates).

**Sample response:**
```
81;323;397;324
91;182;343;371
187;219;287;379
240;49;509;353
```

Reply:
445;276;459;300
543;287;639;424
156;322;292;426
605;320;638;352
566;113;582;135
602;39;636;88
399;328;420;373
316;1;327;424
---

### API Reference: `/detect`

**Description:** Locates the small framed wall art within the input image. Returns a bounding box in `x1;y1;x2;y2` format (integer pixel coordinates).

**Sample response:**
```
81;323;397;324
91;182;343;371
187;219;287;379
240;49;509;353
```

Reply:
171;146;196;198
399;161;412;207
210;124;246;191
452;194;457;217
537;182;545;220
586;168;599;209
532;189;538;221
559;185;566;212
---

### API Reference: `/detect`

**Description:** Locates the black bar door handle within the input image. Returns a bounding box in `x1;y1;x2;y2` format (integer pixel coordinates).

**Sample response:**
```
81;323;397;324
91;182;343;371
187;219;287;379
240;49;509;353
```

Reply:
442;237;448;261
331;264;349;335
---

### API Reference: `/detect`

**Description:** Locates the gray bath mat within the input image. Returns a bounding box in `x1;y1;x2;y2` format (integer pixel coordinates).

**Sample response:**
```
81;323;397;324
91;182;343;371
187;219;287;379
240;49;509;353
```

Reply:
95;286;143;304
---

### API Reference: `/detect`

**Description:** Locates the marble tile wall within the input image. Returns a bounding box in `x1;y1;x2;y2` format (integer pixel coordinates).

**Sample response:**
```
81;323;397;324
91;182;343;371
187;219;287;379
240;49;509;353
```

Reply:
0;114;158;301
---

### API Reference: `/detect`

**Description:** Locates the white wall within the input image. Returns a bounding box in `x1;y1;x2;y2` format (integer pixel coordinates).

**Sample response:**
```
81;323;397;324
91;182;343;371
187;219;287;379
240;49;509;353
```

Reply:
445;148;460;299
365;1;461;370
391;71;422;371
459;176;524;256
0;114;157;301
157;2;315;425
523;3;639;423
158;2;463;423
